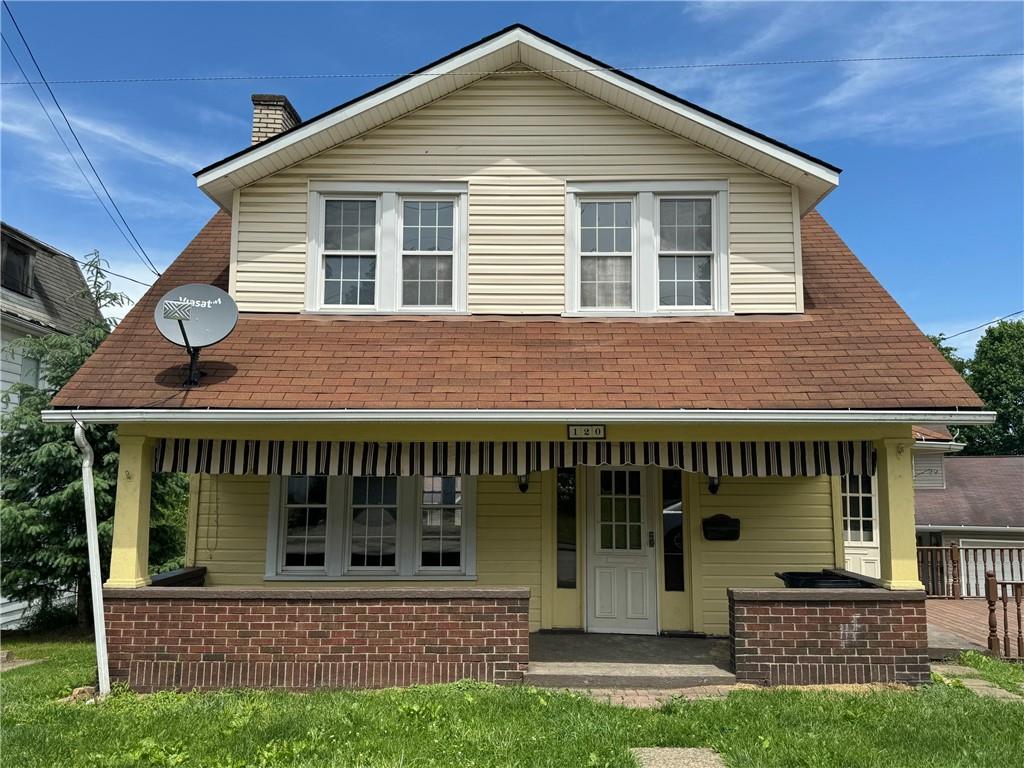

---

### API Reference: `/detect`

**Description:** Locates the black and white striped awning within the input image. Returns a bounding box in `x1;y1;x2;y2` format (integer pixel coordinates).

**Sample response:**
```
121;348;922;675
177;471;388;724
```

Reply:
153;439;875;478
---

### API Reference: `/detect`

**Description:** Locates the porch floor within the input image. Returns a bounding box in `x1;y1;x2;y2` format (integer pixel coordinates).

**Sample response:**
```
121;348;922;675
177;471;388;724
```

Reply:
927;598;1020;657
527;633;734;689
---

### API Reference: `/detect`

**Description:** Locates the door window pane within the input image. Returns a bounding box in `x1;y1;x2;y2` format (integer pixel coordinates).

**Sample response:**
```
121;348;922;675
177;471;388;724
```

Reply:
420;476;463;568
841;475;876;544
350;477;398;568
597;469;643;552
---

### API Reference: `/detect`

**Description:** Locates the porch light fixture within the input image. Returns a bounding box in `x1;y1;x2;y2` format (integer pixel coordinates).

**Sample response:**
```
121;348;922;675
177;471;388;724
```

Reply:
708;475;721;495
517;474;530;493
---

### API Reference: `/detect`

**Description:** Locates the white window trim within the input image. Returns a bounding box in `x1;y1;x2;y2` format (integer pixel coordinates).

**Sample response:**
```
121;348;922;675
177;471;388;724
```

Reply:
306;181;468;314
265;475;476;580
397;196;460;311
316;196;382;311
574;196;639;313
564;181;731;316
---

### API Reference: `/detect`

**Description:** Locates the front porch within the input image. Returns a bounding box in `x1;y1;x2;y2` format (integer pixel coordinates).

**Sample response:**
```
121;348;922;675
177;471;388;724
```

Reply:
95;422;930;690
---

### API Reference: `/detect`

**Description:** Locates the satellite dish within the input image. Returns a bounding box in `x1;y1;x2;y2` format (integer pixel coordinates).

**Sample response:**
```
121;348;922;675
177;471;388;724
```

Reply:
154;284;238;387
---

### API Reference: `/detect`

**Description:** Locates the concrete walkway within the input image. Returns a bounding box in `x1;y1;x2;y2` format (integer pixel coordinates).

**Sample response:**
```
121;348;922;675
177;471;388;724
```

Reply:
932;663;1023;701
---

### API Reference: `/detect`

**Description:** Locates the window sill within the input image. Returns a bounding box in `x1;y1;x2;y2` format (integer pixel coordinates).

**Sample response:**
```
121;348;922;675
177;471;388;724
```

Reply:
265;573;477;582
562;310;735;318
302;309;471;316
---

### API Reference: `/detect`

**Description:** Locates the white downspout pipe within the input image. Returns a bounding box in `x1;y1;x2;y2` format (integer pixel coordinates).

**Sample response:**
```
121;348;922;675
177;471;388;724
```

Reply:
74;423;110;695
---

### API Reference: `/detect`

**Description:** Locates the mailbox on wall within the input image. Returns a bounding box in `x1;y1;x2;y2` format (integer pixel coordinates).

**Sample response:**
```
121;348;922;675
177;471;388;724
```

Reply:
702;514;741;541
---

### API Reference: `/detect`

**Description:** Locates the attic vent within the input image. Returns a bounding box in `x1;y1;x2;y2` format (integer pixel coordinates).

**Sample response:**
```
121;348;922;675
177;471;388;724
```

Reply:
251;94;301;145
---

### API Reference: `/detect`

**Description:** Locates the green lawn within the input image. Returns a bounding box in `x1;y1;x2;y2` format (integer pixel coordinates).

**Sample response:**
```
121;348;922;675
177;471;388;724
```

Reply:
2;635;1022;768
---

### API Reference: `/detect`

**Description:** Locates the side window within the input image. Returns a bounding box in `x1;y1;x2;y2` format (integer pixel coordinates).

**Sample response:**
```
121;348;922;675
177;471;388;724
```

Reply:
556;468;577;589
658;198;713;308
322;199;377;306
401;200;455;308
841;475;876;544
281;476;328;571
661;470;685;592
420;476;463;569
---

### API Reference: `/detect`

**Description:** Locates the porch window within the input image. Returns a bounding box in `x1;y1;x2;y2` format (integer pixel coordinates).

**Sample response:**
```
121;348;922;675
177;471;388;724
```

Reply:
556;468;577;589
322;199;377;306
579;200;633;309
661;469;685;592
268;475;475;579
841;475;876;543
419;476;463;569
658;198;713;308
281;476;329;571
401;199;455;308
349;477;398;570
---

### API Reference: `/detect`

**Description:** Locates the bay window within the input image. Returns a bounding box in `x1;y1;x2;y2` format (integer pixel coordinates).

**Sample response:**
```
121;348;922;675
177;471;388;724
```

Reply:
567;182;729;315
267;474;475;579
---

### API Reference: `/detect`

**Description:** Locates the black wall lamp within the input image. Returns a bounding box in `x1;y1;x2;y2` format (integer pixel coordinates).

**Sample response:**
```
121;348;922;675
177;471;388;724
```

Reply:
708;475;721;495
517;474;530;493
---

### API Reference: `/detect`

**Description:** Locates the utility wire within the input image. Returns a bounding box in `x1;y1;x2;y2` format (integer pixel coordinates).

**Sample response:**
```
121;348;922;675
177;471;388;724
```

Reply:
1;35;160;280
73;251;154;288
2;2;161;277
940;310;1024;340
1;51;1021;86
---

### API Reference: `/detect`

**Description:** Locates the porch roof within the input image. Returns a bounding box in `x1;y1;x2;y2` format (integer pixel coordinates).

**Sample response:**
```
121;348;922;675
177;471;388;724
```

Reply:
50;211;983;415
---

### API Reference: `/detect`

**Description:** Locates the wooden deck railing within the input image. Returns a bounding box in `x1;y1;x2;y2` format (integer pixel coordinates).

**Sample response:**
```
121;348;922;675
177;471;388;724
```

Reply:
985;570;1023;659
917;544;1024;599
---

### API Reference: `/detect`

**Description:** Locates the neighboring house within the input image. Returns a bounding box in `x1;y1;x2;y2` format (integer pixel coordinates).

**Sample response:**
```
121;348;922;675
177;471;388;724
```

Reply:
46;26;989;690
0;222;103;629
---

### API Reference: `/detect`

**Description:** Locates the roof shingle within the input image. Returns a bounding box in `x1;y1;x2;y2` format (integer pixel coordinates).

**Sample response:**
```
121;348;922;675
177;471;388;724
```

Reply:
51;211;983;412
917;457;1024;529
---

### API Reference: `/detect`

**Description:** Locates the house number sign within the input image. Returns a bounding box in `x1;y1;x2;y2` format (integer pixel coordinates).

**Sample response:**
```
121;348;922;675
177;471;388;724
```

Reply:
567;424;606;440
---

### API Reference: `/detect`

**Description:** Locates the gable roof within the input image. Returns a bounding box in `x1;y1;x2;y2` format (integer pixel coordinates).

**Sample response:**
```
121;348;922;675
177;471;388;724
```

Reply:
1;222;104;335
49;210;984;417
916;456;1024;530
195;24;840;213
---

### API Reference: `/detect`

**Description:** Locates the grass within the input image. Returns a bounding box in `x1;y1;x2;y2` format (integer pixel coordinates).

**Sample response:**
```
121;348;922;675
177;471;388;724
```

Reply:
958;650;1024;694
2;635;1023;768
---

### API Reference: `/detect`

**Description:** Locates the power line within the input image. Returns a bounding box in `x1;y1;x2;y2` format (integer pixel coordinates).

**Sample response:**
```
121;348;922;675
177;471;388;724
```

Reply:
2;2;161;277
73;252;153;288
940;310;1024;341
1;35;159;280
1;51;1021;86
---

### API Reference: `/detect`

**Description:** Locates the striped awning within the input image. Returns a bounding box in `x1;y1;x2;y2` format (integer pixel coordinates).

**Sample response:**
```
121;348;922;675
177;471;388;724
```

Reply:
153;439;876;478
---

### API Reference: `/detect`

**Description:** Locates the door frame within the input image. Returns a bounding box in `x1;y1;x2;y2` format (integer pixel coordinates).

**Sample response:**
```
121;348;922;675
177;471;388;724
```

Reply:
582;466;660;634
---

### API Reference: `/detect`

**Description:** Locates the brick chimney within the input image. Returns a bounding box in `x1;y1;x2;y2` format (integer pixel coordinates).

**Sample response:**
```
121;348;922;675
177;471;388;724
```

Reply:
250;94;301;145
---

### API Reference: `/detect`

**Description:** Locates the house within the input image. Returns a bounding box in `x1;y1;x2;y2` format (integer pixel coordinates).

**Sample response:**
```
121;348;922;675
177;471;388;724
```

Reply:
44;25;991;691
1;222;103;629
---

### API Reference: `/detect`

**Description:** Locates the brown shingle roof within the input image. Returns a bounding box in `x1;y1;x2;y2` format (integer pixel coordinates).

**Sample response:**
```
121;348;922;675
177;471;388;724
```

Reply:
51;210;982;412
916;457;1024;529
914;425;954;442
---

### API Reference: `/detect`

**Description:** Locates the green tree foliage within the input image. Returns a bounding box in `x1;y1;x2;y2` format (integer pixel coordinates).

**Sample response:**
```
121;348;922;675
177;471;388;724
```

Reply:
959;320;1024;456
927;334;969;376
1;255;187;628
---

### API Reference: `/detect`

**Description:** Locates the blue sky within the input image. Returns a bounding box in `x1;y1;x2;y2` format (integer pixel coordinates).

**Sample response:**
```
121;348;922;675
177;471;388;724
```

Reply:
2;1;1021;355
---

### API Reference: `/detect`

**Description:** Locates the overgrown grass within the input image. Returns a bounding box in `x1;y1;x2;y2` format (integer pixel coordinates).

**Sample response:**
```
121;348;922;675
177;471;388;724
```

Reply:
958;650;1024;694
2;635;1023;767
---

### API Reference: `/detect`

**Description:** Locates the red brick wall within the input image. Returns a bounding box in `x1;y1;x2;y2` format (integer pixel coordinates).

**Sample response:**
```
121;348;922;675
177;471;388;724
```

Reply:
729;588;930;686
104;587;530;692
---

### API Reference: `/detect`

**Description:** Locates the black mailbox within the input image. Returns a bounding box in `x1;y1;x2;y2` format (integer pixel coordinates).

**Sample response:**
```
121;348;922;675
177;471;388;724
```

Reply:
702;514;740;541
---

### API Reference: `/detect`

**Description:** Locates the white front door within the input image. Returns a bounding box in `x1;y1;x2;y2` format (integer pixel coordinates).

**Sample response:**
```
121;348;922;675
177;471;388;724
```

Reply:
841;475;881;578
586;468;658;634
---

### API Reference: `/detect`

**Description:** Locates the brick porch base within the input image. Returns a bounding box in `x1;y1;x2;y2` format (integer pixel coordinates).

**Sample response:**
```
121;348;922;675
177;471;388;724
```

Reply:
729;588;930;686
104;587;530;692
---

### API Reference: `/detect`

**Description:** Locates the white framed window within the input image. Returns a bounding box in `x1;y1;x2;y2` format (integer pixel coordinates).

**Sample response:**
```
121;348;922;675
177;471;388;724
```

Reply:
418;476;464;570
841;475;877;544
579;199;634;310
596;469;643;552
657;197;714;309
565;181;730;315
306;182;468;313
266;474;476;579
400;199;456;308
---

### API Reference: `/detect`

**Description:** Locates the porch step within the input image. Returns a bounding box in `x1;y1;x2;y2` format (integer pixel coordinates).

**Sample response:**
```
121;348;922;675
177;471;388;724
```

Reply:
525;661;735;690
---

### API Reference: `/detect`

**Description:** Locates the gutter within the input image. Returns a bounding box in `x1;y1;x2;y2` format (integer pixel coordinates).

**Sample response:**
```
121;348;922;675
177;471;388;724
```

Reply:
42;408;998;426
915;525;1024;534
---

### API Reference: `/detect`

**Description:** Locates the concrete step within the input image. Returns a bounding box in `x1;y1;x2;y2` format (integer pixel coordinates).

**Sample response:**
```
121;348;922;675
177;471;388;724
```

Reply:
525;661;735;689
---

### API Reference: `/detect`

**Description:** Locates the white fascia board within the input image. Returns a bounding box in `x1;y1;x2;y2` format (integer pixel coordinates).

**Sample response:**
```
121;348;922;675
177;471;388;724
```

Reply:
195;31;521;191
915;525;1024;534
196;28;838;199
41;408;997;425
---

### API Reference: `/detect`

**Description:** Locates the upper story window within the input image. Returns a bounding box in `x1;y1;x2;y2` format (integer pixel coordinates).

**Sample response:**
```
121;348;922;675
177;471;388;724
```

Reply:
580;200;633;309
1;237;33;296
566;182;729;316
307;182;467;314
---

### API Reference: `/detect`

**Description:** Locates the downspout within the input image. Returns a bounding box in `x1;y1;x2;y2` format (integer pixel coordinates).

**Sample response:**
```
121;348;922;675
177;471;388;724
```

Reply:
74;422;110;695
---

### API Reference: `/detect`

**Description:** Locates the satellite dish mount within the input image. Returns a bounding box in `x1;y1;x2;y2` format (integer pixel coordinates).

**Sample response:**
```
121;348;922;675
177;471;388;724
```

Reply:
154;284;239;388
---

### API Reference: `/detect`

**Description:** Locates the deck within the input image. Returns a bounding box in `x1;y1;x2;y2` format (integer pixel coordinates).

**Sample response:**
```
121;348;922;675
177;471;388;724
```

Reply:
927;598;1020;656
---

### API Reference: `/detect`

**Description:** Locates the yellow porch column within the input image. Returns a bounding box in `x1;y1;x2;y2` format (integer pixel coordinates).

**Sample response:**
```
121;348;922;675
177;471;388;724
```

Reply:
875;437;923;590
105;434;153;588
